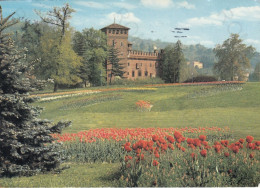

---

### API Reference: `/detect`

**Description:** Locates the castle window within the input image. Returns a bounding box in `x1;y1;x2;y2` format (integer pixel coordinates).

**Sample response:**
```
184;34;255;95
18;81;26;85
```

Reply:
125;30;127;34
138;70;142;77
116;30;119;34
112;30;115;34
112;40;115;46
109;29;111;33
145;71;148;76
136;63;140;69
128;62;130;66
132;71;135;77
121;42;123;46
120;30;123;34
127;72;129;75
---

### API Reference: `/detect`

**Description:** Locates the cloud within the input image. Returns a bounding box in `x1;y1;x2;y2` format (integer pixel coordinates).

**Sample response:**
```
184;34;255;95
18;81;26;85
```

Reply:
245;39;260;45
180;6;260;27
140;0;173;8
112;2;137;10
31;3;52;9
107;12;141;23
74;1;110;9
176;1;195;9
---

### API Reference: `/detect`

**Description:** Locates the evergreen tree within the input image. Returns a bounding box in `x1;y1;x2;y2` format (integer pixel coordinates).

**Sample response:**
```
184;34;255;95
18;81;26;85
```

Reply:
107;46;125;84
214;34;255;81
252;62;260;81
0;6;70;177
160;41;184;83
72;28;107;87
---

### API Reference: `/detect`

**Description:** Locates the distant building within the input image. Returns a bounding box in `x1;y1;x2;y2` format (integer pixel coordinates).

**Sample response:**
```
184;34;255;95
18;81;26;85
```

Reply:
101;23;161;82
187;61;203;69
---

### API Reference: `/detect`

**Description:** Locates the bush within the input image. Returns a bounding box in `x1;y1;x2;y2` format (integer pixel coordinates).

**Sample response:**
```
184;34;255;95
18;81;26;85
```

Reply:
183;76;217;83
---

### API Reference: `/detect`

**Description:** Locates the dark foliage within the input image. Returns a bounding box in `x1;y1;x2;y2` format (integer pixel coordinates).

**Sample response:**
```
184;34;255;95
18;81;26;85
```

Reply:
183;75;217;83
0;6;70;177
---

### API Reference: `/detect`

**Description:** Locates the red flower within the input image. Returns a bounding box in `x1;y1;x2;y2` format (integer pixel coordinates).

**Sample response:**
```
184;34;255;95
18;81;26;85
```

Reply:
153;160;159;166
221;140;229;147
249;153;254;159
177;138;182;143
200;149;207;157
132;143;138;150
124;146;132;152
255;141;260;146
239;138;245;144
174;131;182;139
126;163;131;168
199;135;206;141
247;143;255;150
193;139;201;147
154;153;160;158
161;144;168;151
168;143;175;150
125;142;131;147
202;141;208;146
152;135;159;142
181;147;186;152
214;144;222;153
224;152;230;157
135;148;142;154
191;152;196;159
232;145;239;153
148;140;154;147
159;137;166;144
246;136;254;143
167;135;175;143
186;138;193;144
139;140;147;148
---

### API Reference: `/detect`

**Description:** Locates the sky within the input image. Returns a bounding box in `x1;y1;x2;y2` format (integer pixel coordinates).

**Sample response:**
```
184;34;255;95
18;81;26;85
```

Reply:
1;0;260;51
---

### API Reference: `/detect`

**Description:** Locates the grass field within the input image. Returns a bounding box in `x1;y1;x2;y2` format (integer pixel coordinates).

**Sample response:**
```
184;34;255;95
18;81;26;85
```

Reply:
0;82;259;187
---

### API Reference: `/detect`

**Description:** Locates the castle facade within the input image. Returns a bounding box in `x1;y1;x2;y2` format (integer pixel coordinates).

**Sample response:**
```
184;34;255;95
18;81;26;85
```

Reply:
101;23;162;81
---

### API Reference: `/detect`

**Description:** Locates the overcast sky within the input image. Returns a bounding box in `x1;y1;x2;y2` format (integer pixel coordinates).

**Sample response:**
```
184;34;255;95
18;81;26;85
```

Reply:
1;0;260;51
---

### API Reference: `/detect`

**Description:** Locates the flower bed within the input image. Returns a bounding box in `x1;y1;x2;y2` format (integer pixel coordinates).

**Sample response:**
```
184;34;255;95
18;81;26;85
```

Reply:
52;127;259;187
144;81;245;87
136;100;153;112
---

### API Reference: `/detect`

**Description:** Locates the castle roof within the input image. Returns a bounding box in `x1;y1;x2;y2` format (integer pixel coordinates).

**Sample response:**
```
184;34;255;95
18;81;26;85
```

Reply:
101;23;130;30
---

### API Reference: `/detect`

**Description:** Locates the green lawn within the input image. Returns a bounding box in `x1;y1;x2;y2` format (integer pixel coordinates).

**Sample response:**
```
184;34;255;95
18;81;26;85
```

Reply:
36;82;260;139
1;82;259;187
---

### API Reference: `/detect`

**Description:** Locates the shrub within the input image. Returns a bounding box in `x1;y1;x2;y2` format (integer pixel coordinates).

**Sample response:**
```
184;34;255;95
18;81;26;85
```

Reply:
183;76;217;83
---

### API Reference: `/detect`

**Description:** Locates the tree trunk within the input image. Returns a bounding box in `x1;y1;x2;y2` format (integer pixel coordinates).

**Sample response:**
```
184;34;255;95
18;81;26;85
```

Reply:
53;82;58;92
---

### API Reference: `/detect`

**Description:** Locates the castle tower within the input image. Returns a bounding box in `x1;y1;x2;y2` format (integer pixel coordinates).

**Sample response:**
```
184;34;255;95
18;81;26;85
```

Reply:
101;23;130;81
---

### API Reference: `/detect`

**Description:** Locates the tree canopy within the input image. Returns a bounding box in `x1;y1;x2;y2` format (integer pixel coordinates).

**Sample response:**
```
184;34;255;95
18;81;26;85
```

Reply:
214;34;255;81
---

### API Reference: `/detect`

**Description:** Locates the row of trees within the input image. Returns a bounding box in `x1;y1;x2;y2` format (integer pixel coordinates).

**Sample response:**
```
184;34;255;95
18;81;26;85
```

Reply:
13;4;124;92
11;3;259;90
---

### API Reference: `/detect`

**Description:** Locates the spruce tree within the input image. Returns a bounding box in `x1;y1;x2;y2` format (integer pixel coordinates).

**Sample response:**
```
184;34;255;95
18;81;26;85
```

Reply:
0;6;70;177
107;46;125;84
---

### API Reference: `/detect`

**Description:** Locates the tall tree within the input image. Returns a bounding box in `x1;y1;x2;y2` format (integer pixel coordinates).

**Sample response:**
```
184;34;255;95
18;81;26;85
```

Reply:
72;28;107;86
160;40;185;83
36;3;77;92
0;6;70;177
252;62;260;81
107;46;125;84
214;34;255;81
39;29;82;87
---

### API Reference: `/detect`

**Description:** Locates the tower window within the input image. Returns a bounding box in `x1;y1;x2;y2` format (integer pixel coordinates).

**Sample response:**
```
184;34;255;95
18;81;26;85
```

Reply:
120;30;123;34
121;42;123;46
128;62;130;66
132;71;135;77
109;29;111;33
125;30;127;34
116;30;119;34
138;70;142;77
112;30;115;34
145;71;148;76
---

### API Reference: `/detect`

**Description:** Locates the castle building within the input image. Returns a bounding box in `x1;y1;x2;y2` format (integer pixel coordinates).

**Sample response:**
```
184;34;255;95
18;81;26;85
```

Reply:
101;23;161;81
